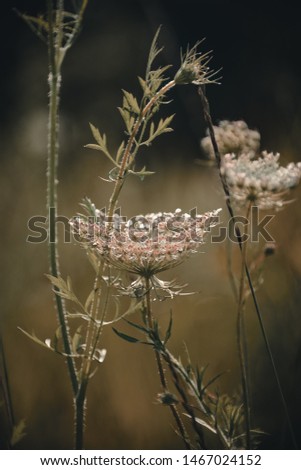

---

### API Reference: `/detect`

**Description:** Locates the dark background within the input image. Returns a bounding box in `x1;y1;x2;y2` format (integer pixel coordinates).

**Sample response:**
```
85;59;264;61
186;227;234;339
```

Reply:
1;0;301;449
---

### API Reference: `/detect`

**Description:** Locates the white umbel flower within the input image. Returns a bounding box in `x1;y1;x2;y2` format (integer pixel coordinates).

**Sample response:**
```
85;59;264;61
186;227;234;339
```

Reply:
201;120;260;160
70;208;221;277
221;151;301;210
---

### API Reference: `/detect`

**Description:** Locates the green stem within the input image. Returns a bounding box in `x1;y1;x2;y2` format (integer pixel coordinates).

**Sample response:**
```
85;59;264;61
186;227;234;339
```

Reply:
144;277;191;450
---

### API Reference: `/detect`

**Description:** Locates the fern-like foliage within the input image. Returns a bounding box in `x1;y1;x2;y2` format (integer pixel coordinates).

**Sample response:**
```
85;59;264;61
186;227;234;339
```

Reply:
86;27;175;182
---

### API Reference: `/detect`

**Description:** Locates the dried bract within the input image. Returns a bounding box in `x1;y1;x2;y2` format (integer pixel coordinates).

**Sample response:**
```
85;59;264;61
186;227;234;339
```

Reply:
175;42;220;86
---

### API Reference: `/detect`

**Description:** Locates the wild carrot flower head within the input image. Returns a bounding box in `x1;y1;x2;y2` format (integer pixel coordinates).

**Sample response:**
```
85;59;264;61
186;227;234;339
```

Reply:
174;42;220;86
70;208;221;278
221;151;301;210
201;120;261;160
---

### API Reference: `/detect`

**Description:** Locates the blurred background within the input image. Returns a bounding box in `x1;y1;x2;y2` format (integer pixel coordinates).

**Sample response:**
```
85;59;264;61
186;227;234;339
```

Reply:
1;0;301;449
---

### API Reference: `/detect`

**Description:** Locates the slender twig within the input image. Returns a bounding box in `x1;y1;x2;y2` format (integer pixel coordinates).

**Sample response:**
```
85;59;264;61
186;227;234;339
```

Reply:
80;262;103;380
198;85;297;448
226;219;238;301
236;202;252;448
144;277;192;450
47;1;92;449
74;379;87;450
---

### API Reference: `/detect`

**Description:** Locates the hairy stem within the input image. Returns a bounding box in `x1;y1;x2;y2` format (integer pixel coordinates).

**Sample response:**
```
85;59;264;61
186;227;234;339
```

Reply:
47;0;78;395
144;278;191;450
74;379;87;450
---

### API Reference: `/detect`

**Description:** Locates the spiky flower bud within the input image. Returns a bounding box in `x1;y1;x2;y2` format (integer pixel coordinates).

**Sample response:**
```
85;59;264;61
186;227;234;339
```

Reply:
174;42;220;86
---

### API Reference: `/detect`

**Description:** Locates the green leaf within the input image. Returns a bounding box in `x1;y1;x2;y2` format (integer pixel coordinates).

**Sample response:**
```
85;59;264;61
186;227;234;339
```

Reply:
45;274;82;307
72;327;83;354
147;65;171;95
149;121;155;138
138;76;151;95
86;250;102;274
145;26;163;81
84;289;95;313
103;298;143;326
116;141;125;163
15;11;49;43
79;196;98;217
164;312;173;344
196;365;208;394
117;107;135;134
112;328;140;343
122;90;140;114
127;167;155;181
124;318;149;334
85;143;103;151
183;413;217;435
89;122;106;146
18;328;51;350
86;123;118;166
148;114;174;142
201;371;224;397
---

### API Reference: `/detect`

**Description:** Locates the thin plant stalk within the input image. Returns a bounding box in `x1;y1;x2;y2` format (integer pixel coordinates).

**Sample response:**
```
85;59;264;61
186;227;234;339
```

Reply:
21;0;90;449
0;335;14;448
226;219;238;301
80;263;103;380
47;0;78;394
198;86;297;448
46;0;97;449
236;202;252;448
144;277;192;450
75;262;113;449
